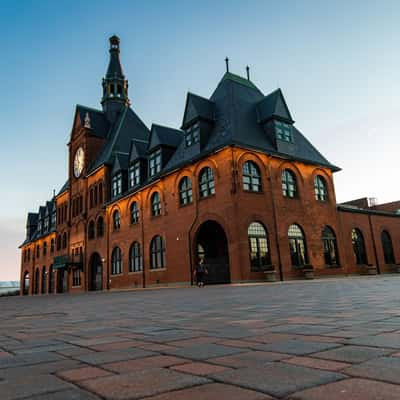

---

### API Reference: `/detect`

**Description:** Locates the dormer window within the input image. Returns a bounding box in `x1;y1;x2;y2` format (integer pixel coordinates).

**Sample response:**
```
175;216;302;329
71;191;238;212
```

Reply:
51;212;56;227
112;173;122;198
149;149;162;177
44;217;49;232
38;220;43;234
275;121;292;142
129;162;141;187
185;122;200;147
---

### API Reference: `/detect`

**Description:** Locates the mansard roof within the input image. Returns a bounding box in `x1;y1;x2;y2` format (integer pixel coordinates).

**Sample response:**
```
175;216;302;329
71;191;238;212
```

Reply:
182;93;215;128
75;105;109;138
129;139;148;163
89;107;150;173
148;124;184;151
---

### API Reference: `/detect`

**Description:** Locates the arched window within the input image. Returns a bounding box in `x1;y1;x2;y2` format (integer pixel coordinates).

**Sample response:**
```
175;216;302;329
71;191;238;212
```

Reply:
288;224;308;266
113;210;121;230
48;265;54;294
23;272;30;295
89;188;94;208
43;241;47;256
99;182;103;204
179;177;193;206
111;247;122;275
151;192;161;216
36;244;40;259
50;238;55;254
62;232;67;249
199;167;215;198
27;248;31;261
97;216;104;237
129;242;142;272
41;267;47;294
94;185;98;206
282;169;297;198
88;220;95;239
150;236;165;269
314;175;328;201
381;230;395;264
130;202;139;224
57;235;61;251
352;228;367;265
34;268;40;294
248;222;271;271
322;226;339;266
243;161;261;192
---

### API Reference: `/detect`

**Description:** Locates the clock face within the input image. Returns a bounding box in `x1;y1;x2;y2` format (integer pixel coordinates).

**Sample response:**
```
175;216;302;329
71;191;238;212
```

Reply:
73;147;85;178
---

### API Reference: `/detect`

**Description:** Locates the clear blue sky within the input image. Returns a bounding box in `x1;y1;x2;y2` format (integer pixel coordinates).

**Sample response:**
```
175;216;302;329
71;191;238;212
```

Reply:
1;0;399;280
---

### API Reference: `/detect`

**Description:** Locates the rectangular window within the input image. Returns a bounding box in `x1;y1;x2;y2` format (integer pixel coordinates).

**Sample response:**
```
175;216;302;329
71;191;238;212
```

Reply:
275;121;292;142
149;149;162;177
129;162;141;187
112;174;122;197
72;269;81;287
185;123;200;147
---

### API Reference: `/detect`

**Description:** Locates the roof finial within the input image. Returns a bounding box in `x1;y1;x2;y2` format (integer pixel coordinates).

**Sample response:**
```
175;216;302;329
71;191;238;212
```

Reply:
53;189;56;198
225;57;229;73
84;112;91;129
246;65;250;81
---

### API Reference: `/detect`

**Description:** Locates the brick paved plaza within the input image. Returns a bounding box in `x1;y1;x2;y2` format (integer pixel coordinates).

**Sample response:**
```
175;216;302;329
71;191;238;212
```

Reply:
2;277;400;399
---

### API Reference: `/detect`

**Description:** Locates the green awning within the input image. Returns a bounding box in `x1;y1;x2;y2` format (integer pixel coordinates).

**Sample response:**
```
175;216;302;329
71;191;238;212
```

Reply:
53;256;68;270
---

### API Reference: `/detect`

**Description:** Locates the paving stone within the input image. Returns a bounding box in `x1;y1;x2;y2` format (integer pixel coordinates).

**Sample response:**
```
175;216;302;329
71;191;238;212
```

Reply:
73;348;156;365
0;374;73;400
312;345;393;363
103;355;186;373
283;356;351;371
343;356;400;383
168;336;220;347
0;359;83;380
258;339;341;355
288;378;400;400
347;333;400;349
268;324;335;335
79;367;210;399
0;351;64;369
209;350;289;367
171;361;231;375
144;382;273;399
26;388;101;399
210;362;344;398
164;343;247;360
57;366;114;382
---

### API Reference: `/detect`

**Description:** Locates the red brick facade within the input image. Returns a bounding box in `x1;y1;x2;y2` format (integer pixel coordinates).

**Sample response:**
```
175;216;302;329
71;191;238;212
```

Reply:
19;36;400;295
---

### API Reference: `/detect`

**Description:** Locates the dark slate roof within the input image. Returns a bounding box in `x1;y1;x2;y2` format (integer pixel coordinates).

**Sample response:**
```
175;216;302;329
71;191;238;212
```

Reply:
112;152;129;174
76;105;109;138
27;212;38;226
57;180;69;196
164;72;338;173
256;89;294;123
148;124;184;151
89;107;150;172
182;93;215;128
129;139;148;162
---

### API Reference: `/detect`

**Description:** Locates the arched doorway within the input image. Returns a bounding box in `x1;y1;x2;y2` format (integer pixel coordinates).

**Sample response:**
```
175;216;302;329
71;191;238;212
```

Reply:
89;253;103;291
57;269;69;293
195;220;230;284
23;272;30;295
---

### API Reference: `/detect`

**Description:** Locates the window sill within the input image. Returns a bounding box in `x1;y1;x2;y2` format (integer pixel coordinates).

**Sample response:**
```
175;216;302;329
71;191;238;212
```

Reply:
325;264;341;269
72;285;81;288
283;195;300;200
151;214;162;219
149;268;167;272
199;194;216;201
128;270;143;275
179;202;193;208
111;273;123;276
243;189;264;195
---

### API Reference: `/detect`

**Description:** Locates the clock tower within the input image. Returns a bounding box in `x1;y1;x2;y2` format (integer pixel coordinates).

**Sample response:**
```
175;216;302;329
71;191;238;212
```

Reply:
101;35;130;124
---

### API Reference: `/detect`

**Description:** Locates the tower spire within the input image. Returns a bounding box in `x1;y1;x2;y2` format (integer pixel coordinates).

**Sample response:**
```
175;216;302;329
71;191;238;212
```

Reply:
101;35;129;123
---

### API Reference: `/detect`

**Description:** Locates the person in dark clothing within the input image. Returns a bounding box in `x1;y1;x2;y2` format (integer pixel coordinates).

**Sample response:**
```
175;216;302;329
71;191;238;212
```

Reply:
194;258;207;287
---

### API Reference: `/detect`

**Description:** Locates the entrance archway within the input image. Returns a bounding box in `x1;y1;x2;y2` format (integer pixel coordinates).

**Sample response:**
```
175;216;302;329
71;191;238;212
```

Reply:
57;269;68;293
195;220;230;284
89;253;103;291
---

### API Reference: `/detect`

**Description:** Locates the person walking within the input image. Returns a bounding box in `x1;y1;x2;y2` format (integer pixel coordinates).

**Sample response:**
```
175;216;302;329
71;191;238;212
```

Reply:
194;258;207;287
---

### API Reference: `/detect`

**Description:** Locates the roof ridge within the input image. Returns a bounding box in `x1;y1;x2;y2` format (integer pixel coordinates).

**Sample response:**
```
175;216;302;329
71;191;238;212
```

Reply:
76;104;104;114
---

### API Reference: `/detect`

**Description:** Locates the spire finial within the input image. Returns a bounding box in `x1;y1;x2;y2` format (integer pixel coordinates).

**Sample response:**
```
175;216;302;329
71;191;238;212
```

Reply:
84;112;91;129
246;65;250;81
225;57;229;73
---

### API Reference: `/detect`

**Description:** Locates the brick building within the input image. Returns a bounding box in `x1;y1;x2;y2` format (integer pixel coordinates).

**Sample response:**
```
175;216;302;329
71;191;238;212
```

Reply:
19;36;400;295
